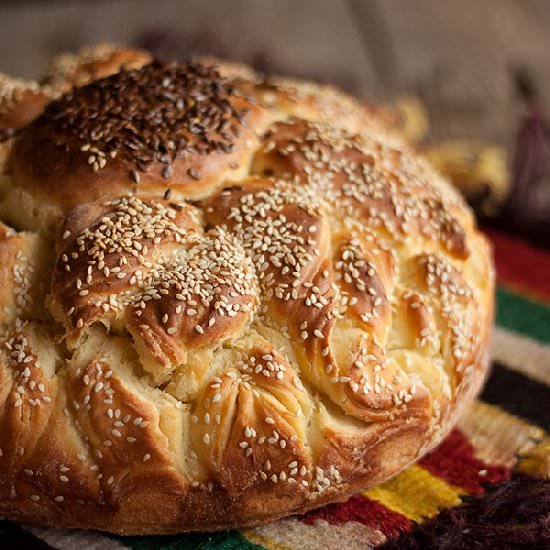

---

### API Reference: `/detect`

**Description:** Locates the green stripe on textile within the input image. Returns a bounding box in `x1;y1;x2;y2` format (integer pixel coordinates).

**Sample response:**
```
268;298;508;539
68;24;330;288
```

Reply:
116;530;264;550
496;287;550;343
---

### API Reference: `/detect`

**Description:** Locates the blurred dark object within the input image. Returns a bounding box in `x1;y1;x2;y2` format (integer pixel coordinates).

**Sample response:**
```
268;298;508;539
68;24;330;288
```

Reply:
514;66;539;105
499;68;550;248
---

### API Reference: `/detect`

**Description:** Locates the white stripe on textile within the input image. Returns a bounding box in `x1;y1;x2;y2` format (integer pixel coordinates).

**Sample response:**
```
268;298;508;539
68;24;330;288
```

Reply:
458;401;545;468
245;517;386;550
492;327;550;386
23;526;127;550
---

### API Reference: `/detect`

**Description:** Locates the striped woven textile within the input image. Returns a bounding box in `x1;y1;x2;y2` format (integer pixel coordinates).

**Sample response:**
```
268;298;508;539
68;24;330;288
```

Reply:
2;228;549;549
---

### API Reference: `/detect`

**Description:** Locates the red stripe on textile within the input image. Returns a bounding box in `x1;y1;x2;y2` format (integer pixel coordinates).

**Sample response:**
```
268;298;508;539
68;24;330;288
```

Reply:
485;227;550;302
419;429;509;495
300;495;413;539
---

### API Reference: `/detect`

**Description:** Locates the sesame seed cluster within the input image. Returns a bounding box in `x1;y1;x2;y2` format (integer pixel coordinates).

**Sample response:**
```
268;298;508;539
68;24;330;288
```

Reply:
52;194;258;382
0;51;493;533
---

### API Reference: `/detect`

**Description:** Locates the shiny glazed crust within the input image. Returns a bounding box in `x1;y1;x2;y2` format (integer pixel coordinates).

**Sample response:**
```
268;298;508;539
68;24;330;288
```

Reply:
0;47;494;534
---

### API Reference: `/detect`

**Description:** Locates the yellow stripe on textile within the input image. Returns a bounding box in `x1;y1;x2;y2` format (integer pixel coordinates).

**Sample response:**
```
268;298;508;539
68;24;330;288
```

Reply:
517;437;550;479
364;465;463;522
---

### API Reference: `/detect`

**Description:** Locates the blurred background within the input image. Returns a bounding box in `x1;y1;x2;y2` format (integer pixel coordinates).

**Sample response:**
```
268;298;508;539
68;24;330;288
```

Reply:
1;0;549;243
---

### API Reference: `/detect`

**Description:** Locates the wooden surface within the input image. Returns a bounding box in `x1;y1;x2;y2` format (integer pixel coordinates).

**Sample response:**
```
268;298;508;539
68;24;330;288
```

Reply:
1;0;549;146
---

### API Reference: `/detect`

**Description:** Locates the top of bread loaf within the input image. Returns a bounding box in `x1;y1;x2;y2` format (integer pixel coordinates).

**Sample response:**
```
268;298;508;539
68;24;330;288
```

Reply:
0;44;493;534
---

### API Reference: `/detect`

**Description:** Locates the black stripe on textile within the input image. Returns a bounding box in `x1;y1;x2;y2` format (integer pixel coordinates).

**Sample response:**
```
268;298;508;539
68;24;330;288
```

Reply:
481;361;550;430
0;521;53;549
379;474;550;549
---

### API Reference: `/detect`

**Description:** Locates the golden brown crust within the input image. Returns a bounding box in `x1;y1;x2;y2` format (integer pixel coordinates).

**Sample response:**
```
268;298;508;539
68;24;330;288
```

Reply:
41;43;152;93
0;222;52;328
0;49;494;534
0;75;52;141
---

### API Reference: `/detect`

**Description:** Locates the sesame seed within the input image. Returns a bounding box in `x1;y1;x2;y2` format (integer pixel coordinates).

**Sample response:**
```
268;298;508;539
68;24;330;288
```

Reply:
212;393;222;403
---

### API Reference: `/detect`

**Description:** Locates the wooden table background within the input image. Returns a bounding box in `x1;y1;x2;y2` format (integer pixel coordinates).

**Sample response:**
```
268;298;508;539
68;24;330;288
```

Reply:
1;0;549;148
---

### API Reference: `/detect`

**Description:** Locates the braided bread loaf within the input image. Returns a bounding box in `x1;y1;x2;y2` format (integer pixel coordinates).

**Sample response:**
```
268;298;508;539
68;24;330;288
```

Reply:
0;45;493;534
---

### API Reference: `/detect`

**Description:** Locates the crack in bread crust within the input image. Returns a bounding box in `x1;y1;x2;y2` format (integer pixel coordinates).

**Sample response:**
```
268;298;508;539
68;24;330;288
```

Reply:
0;48;493;534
